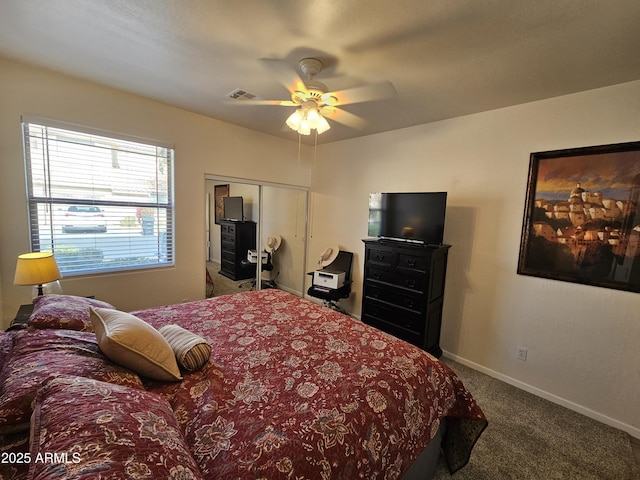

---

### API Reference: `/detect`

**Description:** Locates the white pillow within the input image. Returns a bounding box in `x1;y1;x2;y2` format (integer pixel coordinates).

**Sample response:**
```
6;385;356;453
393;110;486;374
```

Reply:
90;307;182;381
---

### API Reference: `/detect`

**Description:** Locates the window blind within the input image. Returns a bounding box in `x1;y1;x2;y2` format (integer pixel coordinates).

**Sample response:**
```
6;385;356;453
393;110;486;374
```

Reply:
22;119;175;275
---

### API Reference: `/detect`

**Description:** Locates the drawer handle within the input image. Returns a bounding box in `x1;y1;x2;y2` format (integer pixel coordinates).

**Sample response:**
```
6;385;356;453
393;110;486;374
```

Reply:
373;272;382;279
404;299;415;308
406;279;416;288
406;259;417;267
375;253;385;261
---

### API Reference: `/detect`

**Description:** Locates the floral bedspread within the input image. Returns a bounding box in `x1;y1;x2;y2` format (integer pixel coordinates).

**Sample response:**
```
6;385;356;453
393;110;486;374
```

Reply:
133;289;487;479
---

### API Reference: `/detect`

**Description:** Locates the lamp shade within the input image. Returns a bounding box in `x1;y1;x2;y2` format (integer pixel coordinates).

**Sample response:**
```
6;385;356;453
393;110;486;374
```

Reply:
315;114;331;134
286;109;303;131
14;252;62;286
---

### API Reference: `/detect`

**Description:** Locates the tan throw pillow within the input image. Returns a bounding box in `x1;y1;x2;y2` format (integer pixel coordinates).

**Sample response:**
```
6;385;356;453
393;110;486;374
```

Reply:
90;307;182;381
159;324;211;371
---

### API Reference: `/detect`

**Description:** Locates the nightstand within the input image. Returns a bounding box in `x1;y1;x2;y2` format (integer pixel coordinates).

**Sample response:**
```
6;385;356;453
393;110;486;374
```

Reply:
8;303;34;330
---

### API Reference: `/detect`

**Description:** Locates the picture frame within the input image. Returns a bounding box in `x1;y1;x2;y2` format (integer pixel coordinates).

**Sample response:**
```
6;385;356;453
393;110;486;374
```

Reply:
518;141;640;293
214;184;229;225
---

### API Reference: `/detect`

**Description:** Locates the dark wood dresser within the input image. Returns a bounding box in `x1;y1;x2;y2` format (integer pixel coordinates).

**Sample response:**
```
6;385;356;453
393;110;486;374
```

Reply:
219;220;256;280
361;239;450;357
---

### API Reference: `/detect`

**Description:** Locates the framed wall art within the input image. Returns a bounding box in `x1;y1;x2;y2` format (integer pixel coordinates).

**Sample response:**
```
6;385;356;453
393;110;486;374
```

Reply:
518;141;640;293
214;184;229;224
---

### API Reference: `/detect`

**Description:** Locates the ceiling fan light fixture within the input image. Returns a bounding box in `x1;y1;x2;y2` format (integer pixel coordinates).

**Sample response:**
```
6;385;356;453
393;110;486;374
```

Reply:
299;118;311;135
286;109;303;130
306;107;320;124
236;57;394;138
316;114;331;134
286;106;330;135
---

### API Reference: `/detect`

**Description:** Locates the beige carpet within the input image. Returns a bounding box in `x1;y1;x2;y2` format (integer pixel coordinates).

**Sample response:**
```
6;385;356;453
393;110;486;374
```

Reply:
433;358;639;479
206;261;254;297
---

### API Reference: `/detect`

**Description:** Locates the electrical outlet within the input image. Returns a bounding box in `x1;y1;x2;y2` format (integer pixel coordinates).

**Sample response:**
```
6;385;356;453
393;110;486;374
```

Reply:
517;347;528;361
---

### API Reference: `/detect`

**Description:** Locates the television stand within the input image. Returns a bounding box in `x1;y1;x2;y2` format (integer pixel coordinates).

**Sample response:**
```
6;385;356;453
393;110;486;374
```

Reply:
361;239;450;357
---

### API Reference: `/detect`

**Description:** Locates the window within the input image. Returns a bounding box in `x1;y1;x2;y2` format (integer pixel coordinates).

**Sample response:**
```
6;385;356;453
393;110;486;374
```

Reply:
22;118;174;275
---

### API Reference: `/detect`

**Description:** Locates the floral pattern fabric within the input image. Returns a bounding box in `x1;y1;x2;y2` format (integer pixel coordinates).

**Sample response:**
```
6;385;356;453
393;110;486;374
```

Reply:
0;329;143;434
134;289;487;479
27;375;204;480
28;295;115;332
0;331;12;368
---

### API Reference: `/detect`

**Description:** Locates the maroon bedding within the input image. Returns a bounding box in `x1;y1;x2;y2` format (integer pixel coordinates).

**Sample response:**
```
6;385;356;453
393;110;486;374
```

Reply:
133;289;486;478
1;289;486;480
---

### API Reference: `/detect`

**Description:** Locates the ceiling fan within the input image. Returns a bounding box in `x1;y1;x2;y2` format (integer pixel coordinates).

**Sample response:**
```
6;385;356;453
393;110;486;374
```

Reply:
232;58;397;135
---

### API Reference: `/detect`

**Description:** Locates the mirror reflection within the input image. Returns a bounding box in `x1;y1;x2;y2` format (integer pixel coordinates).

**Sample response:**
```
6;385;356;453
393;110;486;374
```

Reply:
205;178;307;298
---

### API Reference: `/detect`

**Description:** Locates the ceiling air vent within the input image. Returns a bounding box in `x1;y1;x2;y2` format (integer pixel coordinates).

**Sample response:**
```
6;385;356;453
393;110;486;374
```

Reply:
226;88;257;100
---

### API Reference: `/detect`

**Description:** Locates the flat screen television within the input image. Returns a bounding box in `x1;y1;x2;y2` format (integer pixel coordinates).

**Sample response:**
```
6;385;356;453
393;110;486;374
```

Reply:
368;192;447;245
223;196;244;221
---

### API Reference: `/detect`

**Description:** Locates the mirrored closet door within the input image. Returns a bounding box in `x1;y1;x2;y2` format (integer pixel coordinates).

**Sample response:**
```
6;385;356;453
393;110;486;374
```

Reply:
205;176;308;298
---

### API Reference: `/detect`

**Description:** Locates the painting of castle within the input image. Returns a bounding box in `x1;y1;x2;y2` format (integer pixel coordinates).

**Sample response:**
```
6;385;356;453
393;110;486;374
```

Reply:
518;142;640;292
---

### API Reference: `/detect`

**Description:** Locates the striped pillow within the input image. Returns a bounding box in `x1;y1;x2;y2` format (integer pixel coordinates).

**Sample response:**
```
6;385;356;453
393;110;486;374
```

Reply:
159;325;211;371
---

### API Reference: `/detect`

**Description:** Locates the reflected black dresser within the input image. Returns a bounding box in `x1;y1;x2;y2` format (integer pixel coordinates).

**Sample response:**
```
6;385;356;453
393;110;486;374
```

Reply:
219;220;256;280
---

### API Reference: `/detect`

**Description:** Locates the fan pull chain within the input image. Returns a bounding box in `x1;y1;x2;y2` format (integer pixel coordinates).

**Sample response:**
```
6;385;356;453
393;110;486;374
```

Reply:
294;133;302;238
308;130;319;239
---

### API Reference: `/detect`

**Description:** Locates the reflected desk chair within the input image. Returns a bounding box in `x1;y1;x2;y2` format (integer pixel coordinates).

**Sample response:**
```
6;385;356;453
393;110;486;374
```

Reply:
239;250;275;290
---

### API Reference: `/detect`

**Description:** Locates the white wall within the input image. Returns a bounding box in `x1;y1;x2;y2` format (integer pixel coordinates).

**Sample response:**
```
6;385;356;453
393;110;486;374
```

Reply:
0;57;311;324
310;80;640;437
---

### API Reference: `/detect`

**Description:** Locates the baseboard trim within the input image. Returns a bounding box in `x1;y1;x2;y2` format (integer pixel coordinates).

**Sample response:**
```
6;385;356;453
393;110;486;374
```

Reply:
442;350;640;441
276;285;302;297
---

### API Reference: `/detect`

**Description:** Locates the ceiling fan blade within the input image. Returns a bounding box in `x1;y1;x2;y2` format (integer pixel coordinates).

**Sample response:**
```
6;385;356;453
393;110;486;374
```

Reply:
325;107;368;130
326;81;397;106
227;99;298;106
260;58;308;94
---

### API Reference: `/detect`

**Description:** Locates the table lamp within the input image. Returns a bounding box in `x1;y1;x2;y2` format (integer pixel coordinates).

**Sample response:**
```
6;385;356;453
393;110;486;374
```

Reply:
14;252;62;298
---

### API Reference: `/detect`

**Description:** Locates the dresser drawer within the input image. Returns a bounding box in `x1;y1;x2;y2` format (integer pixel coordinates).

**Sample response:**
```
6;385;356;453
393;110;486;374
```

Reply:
221;232;236;245
220;258;235;272
362;312;423;346
364;282;424;313
397;252;429;273
220;223;236;235
362;299;424;333
221;250;235;262
365;245;395;267
366;265;427;292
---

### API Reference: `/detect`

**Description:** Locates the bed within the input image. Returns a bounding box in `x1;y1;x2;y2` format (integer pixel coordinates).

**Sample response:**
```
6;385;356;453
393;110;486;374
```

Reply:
1;289;486;479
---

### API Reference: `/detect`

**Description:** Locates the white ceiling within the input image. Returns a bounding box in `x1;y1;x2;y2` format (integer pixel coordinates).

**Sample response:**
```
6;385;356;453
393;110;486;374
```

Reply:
1;0;639;145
